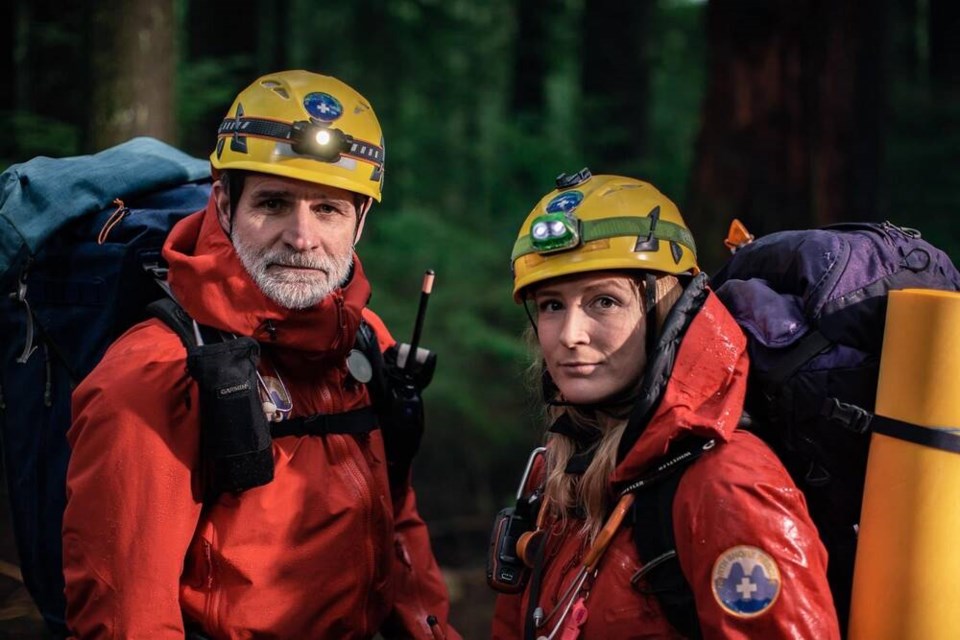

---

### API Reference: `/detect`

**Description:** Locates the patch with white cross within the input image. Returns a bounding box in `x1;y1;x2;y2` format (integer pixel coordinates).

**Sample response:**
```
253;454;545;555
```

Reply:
711;545;781;618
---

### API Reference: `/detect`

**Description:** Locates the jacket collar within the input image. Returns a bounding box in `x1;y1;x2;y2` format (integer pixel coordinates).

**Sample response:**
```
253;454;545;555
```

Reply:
609;274;749;484
162;195;370;364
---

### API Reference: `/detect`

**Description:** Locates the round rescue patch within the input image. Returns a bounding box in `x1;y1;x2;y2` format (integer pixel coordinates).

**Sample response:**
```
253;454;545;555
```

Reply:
711;545;781;618
545;190;583;213
303;92;343;121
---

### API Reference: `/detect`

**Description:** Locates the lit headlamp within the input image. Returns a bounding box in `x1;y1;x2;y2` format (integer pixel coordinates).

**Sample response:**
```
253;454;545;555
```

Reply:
290;121;353;162
529;212;582;254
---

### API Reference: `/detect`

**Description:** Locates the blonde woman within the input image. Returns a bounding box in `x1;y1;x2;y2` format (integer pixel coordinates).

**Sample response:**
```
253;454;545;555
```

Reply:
490;170;839;639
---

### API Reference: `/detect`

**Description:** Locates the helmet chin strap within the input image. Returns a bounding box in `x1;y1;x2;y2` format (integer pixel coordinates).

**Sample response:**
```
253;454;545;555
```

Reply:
353;195;372;245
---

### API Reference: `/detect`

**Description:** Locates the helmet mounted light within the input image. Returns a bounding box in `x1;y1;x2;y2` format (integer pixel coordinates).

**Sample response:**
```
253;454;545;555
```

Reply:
530;211;582;254
290;121;353;163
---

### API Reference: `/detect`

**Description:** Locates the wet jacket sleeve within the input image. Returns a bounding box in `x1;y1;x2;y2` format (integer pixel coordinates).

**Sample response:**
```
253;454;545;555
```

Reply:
381;487;462;640
674;431;841;640
364;309;461;640
63;323;202;639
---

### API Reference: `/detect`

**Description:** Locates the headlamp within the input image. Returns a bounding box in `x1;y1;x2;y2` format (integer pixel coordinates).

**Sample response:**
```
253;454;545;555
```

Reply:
529;212;581;254
290;121;353;162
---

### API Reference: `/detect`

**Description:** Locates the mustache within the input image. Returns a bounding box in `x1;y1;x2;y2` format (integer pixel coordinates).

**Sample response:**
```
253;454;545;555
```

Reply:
262;249;334;270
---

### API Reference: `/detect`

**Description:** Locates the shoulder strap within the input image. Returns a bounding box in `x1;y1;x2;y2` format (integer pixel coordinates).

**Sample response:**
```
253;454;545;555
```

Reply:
631;467;702;639
628;437;716;640
149;296;381;438
146;296;224;347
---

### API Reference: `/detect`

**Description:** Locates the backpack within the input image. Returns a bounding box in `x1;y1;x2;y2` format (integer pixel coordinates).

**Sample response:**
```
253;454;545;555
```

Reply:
0;139;434;637
0;138;212;635
633;221;960;637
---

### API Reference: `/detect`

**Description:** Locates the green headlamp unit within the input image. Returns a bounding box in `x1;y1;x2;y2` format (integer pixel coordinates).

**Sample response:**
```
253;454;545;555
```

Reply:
529;212;582;254
512;214;697;263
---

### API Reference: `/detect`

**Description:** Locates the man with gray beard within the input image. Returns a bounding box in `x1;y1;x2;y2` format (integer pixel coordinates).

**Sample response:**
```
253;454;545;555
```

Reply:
62;71;458;639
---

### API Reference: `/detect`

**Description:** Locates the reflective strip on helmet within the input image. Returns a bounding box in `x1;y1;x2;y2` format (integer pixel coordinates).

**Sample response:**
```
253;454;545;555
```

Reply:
511;215;696;262
216;117;385;169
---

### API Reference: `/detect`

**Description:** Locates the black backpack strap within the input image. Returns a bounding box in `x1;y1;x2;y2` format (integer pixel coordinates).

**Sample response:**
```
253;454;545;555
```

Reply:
271;407;378;438
631;467;702;639
627;438;717;640
765;330;832;386
146;296;223;347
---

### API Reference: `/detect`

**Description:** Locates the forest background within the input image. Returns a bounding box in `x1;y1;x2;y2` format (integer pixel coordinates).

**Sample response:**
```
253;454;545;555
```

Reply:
1;0;958;637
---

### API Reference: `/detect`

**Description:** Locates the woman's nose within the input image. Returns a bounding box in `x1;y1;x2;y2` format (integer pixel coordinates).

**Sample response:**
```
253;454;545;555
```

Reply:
558;307;590;348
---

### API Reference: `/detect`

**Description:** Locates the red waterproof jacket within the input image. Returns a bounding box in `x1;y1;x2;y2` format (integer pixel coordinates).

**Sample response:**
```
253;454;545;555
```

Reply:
63;198;458;639
491;289;840;639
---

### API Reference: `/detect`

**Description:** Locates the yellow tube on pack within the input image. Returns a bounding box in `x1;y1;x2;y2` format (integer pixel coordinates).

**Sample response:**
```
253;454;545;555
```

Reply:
848;289;960;639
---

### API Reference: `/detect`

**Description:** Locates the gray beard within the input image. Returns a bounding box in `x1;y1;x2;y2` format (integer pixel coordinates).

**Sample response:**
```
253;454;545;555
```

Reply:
233;236;353;310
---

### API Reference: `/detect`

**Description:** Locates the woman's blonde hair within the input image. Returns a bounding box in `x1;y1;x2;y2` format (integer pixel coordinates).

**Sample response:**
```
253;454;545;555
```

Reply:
535;273;683;542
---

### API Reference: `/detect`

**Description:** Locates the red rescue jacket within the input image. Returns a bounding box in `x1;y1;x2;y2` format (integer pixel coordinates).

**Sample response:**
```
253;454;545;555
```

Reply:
492;289;840;639
64;197;458;639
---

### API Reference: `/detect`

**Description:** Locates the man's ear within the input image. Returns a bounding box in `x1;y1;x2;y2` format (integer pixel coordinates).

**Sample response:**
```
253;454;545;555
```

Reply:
212;180;232;236
353;197;373;245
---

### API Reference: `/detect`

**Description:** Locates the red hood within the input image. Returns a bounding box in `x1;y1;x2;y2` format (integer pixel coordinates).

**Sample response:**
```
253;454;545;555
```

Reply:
610;291;749;484
162;196;371;365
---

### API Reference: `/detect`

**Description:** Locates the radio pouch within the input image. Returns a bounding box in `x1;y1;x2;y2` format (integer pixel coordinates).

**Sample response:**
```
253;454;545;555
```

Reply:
186;337;274;502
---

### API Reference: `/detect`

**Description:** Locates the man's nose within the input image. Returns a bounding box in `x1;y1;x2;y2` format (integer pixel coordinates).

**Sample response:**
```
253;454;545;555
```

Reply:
282;202;320;252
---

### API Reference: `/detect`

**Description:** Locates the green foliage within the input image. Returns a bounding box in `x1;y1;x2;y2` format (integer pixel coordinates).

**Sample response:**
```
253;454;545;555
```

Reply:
0;112;80;171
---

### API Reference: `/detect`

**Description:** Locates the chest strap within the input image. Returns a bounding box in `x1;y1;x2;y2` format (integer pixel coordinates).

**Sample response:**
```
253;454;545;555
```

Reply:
271;406;378;438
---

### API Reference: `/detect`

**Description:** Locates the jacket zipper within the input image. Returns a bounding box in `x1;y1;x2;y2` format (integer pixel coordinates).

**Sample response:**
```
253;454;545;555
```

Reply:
335;434;376;636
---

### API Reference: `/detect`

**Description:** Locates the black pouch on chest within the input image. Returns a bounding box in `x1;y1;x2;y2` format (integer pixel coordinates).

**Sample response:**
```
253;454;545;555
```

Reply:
186;337;274;502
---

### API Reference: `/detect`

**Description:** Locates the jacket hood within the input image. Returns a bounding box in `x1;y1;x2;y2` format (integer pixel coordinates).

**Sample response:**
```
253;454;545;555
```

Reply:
162;195;371;364
610;274;749;484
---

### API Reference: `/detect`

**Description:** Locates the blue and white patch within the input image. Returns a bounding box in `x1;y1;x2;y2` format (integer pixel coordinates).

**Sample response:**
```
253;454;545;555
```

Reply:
711;545;781;618
303;92;343;121
545;190;584;213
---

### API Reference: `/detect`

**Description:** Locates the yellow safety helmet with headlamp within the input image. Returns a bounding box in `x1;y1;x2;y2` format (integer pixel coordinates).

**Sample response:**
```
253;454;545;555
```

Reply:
510;169;699;302
210;70;385;202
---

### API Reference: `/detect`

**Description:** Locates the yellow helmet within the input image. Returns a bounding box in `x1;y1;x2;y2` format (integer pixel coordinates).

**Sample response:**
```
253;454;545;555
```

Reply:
511;169;698;301
210;70;385;201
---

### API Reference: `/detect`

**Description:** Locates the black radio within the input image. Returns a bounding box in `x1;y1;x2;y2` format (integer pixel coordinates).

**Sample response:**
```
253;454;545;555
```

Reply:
486;447;546;593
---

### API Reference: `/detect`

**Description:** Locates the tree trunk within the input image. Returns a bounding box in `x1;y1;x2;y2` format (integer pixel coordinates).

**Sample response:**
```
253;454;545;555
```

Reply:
929;0;960;92
581;0;653;176
511;0;549;115
88;0;176;150
687;0;886;272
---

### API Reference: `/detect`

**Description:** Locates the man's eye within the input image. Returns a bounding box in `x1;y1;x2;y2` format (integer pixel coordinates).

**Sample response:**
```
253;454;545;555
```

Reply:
259;198;284;211
594;296;618;309
317;203;340;215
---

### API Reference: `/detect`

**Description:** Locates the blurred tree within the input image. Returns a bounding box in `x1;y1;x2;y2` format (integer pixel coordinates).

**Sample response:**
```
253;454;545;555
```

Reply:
0;0;84;162
581;0;654;176
89;0;177;149
929;0;959;93
511;0;550;115
686;0;886;271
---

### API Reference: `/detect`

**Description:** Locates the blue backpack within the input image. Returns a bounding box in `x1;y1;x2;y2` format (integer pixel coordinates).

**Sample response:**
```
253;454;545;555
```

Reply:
633;222;960;637
0;138;211;635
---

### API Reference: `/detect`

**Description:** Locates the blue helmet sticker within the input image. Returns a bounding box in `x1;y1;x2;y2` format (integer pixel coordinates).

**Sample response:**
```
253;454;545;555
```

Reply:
711;545;782;618
303;92;343;122
545;191;584;213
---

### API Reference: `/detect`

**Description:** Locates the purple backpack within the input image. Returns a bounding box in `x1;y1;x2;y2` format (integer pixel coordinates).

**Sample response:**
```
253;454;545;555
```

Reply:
711;221;960;628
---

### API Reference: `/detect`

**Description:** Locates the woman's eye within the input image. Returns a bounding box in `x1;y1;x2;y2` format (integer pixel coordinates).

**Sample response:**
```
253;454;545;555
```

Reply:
538;300;562;313
593;296;619;309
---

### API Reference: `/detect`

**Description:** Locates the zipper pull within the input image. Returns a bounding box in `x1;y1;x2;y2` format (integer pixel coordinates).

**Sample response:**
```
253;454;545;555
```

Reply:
12;268;38;364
